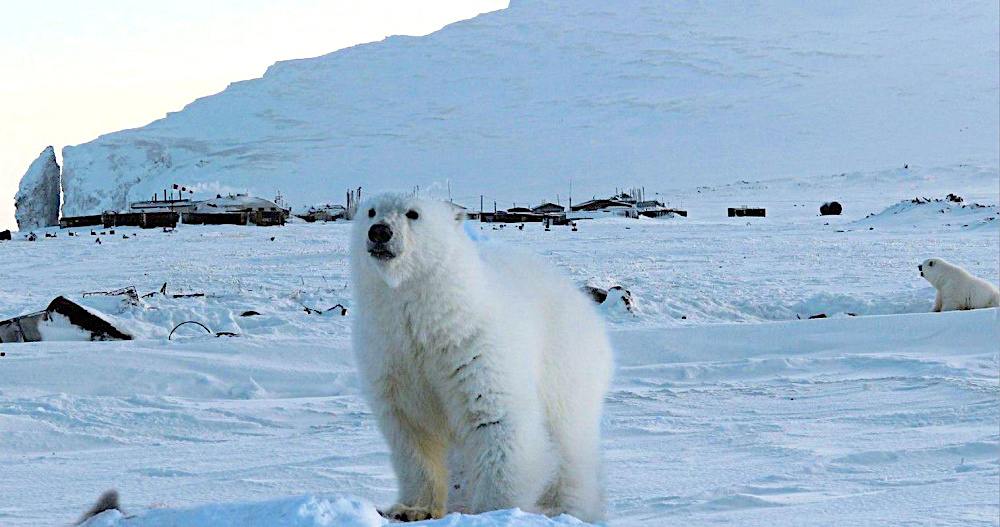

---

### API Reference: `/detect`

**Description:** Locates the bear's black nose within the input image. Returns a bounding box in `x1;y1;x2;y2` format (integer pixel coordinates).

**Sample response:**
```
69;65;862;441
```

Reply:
918;264;923;271
368;223;393;243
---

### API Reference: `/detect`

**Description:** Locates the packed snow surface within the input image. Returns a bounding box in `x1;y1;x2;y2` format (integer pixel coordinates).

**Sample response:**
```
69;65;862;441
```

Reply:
1;166;997;525
52;0;999;216
80;496;585;527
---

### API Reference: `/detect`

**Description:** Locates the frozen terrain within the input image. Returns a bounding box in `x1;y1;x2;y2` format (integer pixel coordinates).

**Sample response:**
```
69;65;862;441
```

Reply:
1;166;997;525
40;0;999;217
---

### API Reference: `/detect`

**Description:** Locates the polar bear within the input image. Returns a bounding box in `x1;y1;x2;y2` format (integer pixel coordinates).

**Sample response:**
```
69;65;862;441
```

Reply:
919;257;1000;312
350;194;613;523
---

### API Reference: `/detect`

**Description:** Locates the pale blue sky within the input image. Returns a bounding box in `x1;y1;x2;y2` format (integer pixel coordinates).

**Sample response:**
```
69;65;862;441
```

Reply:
0;1;507;229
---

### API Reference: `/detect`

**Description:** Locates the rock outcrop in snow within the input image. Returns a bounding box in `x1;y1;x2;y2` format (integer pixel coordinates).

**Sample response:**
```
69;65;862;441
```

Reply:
53;0;999;216
14;146;61;230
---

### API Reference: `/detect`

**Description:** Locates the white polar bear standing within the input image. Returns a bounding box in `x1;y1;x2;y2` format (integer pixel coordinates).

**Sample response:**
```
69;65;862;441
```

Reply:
350;194;614;523
919;257;1000;312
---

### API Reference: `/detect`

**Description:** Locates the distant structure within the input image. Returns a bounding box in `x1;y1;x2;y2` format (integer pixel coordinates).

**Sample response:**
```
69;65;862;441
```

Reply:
820;201;843;216
102;211;179;229
296;204;347;223
569;190;687;219
532;202;565;214
481;209;549;223
571;198;633;214
480;200;565;224
58;188;289;229
60;215;104;228
182;194;288;226
728;207;766;217
636;200;688;218
345;187;363;220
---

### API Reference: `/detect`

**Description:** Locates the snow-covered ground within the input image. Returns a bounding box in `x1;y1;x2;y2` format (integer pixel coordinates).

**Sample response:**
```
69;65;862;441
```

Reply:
1;166;998;525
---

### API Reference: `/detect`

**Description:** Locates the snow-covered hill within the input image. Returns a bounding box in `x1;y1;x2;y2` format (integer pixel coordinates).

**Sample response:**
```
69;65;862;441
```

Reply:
49;0;999;217
855;196;999;231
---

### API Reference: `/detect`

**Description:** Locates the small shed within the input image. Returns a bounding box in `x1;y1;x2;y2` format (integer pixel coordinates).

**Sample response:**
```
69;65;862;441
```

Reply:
728;207;766;218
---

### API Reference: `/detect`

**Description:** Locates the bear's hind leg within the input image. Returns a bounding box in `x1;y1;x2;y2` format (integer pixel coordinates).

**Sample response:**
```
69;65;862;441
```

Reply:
545;421;605;522
461;402;553;514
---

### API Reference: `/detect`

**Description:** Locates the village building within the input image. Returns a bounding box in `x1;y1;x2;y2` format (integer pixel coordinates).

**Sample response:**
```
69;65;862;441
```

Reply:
568;198;636;219
636;200;688;218
570;198;633;212
182;194;289;226
532;202;565;214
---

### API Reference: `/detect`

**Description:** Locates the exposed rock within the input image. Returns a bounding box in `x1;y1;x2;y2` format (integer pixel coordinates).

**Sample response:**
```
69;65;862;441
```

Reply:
15;146;61;230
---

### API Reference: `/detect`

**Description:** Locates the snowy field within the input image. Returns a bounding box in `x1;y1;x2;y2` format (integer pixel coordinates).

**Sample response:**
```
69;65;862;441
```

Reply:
1;166;998;525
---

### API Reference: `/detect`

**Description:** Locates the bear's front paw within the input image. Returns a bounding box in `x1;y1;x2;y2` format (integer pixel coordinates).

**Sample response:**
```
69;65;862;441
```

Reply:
382;504;434;522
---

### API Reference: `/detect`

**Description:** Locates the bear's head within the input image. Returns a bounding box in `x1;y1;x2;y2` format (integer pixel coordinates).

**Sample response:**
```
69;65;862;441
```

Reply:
918;257;953;285
351;193;467;289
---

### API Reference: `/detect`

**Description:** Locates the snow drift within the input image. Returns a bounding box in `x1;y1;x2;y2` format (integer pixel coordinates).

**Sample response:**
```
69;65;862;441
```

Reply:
854;196;1000;231
50;0;999;216
79;495;587;527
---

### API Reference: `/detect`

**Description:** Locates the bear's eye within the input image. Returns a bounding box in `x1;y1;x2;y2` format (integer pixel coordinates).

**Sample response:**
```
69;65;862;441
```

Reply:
928;261;934;267
406;210;419;220
368;208;376;218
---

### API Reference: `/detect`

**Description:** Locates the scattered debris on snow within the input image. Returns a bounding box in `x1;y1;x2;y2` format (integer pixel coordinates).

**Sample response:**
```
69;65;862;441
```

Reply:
0;296;132;343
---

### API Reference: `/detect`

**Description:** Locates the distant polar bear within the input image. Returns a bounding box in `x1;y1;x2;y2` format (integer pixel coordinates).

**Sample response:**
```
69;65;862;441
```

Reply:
919;257;1000;312
350;194;613;523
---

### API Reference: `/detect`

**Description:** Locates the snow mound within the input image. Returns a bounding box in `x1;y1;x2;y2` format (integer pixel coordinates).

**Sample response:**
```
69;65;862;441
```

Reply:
51;0;999;216
854;196;999;231
80;495;589;527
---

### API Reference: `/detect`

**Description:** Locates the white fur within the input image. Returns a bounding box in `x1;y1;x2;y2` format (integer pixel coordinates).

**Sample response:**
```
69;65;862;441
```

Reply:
919;257;1000;312
350;194;613;522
